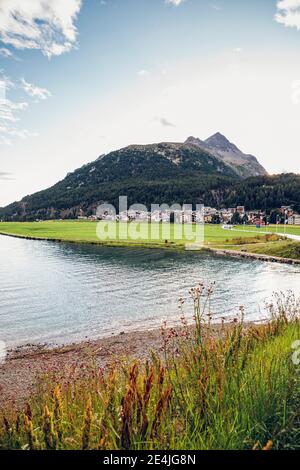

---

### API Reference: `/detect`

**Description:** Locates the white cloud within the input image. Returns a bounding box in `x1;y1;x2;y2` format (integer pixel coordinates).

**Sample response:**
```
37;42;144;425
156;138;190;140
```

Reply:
275;0;300;30
0;74;14;94
0;99;28;123
165;0;184;6
0;0;82;57
210;3;221;10
0;47;18;60
155;116;176;127
138;69;150;77
21;78;52;101
0;73;36;145
0;74;50;146
0;125;37;145
0;171;13;180
0;135;11;146
0;97;30;144
0;47;11;58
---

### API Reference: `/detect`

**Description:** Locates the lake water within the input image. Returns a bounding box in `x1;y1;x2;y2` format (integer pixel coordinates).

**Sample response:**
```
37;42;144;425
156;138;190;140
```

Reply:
0;235;300;348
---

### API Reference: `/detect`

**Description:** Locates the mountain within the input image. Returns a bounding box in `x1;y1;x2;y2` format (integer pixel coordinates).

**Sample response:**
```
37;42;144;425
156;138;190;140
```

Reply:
0;142;239;221
0;141;297;223
185;132;267;178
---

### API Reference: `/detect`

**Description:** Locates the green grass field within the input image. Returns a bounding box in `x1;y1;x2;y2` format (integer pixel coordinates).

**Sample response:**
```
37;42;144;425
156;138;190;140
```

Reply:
0;220;254;248
0;220;288;244
0;221;299;259
227;224;300;237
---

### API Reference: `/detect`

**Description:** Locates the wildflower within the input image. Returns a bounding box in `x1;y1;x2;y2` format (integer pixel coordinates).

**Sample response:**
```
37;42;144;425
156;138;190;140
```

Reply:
98;432;108;450
15;414;20;434
82;396;93;450
53;386;63;443
3;416;10;435
43;405;56;450
158;366;165;387
262;440;273;451
25;403;32;421
24;414;37;450
143;367;154;407
120;386;134;449
151;385;173;438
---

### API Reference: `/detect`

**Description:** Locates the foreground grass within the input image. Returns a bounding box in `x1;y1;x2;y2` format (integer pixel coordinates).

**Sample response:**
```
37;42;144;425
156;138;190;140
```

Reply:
1;289;300;450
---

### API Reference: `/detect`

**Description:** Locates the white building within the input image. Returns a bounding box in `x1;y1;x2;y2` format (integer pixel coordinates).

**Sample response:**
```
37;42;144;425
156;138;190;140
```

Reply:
288;214;300;225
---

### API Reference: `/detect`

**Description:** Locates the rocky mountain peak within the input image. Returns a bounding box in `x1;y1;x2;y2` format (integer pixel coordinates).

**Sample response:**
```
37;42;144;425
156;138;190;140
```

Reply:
185;132;267;178
205;132;239;152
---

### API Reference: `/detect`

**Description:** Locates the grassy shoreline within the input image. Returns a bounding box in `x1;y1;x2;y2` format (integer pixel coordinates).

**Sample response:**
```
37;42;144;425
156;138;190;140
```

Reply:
0;230;189;252
1;221;300;262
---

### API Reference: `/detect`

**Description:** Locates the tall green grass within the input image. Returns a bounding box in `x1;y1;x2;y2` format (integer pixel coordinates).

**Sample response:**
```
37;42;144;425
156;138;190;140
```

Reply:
1;288;300;450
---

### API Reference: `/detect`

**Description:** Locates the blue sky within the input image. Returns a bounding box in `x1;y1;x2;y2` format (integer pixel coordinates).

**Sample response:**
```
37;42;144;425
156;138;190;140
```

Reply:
1;0;300;206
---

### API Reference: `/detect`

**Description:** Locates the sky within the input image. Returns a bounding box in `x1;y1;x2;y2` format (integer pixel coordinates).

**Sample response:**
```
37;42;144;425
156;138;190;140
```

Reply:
1;0;300;206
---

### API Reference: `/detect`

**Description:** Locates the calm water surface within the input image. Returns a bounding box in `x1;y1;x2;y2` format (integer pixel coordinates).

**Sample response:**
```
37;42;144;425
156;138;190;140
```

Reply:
0;235;299;348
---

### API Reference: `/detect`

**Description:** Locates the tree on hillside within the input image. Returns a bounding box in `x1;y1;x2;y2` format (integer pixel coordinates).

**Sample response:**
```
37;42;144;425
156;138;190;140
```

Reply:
242;214;249;225
231;212;242;225
269;209;283;224
211;214;221;224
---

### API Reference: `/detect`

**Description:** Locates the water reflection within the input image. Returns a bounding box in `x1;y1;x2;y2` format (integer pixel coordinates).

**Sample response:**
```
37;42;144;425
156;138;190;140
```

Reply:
0;235;299;347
